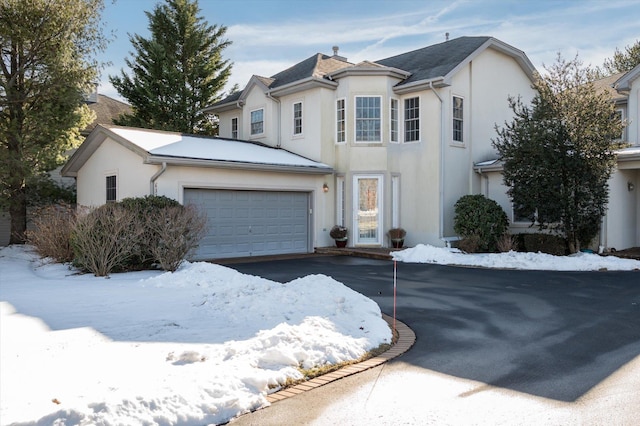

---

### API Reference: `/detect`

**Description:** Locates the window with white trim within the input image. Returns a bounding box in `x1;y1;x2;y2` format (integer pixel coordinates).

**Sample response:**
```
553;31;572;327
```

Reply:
106;175;117;203
355;96;381;142
250;108;264;135
336;98;346;143
231;117;238;139
390;98;399;143
336;175;345;226
293;102;303;135
453;96;464;143
614;108;625;140
404;97;419;142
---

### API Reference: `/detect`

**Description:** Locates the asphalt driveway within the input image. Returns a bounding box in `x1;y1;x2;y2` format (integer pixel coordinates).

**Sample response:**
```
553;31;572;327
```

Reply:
227;255;640;425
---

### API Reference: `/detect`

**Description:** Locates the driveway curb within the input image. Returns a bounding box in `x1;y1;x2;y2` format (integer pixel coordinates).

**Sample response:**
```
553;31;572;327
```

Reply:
265;313;416;404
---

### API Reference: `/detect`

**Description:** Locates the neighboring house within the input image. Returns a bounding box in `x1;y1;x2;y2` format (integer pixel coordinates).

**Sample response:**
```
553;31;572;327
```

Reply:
475;67;640;251
0;93;131;246
63;36;541;260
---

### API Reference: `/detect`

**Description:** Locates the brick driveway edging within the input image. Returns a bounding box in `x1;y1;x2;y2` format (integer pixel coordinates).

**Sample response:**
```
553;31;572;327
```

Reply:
266;313;416;403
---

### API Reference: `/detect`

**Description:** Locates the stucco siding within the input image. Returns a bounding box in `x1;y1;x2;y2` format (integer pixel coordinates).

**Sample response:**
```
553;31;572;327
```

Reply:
76;138;154;207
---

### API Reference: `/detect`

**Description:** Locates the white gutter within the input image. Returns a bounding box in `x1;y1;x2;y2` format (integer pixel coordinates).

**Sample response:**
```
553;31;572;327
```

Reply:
430;81;445;239
265;92;281;147
149;161;167;195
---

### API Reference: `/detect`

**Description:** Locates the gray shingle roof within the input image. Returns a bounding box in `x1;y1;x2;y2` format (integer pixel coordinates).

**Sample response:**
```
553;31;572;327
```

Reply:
375;36;491;85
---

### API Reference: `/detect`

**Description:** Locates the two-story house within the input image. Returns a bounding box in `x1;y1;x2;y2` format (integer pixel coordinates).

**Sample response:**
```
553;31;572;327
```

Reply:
204;36;536;254
62;36;539;260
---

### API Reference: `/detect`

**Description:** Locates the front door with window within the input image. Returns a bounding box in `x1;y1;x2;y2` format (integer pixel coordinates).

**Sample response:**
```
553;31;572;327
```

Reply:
353;175;382;245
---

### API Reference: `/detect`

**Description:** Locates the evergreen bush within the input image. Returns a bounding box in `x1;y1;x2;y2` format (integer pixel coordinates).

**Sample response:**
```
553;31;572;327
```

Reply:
454;194;509;252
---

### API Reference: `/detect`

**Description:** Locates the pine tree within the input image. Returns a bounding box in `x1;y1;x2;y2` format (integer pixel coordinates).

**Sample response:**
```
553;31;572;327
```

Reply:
492;54;624;253
110;0;232;135
0;0;104;243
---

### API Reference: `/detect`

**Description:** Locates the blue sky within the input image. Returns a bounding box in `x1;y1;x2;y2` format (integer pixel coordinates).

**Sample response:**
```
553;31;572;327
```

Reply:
99;0;640;101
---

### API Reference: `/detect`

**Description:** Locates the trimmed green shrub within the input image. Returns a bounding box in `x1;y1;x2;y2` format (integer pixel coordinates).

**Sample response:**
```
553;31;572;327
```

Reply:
454;194;509;252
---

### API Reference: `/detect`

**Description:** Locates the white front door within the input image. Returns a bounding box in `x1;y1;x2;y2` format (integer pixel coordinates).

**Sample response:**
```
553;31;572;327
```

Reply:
353;175;383;245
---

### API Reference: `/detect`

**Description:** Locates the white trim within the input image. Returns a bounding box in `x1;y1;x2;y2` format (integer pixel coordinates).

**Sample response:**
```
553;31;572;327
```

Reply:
231;116;239;139
391;174;400;228
292;100;303;137
336;175;345;226
390;98;399;143
451;94;465;145
353;174;384;245
354;95;383;143
250;107;265;137
403;95;420;143
336;98;346;144
104;171;118;203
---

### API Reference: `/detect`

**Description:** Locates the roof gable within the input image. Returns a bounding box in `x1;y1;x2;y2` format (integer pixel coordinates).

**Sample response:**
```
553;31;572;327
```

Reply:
62;125;333;177
615;63;640;92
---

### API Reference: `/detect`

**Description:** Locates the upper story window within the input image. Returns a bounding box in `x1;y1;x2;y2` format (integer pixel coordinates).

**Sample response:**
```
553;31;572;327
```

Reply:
390;98;399;143
404;97;419;142
336;98;346;143
355;96;381;142
250;108;264;135
231;117;238;139
106;175;117;203
614;108;626;140
293;102;303;135
453;96;464;143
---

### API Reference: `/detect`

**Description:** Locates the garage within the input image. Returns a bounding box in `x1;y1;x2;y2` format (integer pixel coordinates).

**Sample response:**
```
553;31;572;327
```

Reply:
184;188;310;260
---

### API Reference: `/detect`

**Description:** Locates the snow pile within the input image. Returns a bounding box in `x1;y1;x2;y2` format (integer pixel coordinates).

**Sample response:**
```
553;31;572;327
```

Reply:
0;246;390;425
393;244;640;271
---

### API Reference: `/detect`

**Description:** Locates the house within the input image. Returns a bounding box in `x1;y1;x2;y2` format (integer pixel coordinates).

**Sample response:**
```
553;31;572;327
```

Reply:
0;93;131;246
62;36;539;260
475;65;640;252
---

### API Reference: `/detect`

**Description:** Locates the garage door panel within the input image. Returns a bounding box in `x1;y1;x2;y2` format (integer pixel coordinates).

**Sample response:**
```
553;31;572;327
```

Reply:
184;189;309;260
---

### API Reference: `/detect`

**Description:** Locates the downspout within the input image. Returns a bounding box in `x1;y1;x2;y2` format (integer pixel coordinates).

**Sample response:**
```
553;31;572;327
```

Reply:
149;162;167;195
265;92;282;148
430;81;445;239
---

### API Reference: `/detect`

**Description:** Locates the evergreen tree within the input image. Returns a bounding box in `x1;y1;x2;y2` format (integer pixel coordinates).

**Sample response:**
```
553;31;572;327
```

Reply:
492;54;625;253
110;0;232;135
603;40;640;74
0;0;105;243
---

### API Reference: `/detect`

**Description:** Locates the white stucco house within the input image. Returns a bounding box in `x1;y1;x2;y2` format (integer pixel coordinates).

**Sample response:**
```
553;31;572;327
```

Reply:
63;36;544;260
475;64;640;251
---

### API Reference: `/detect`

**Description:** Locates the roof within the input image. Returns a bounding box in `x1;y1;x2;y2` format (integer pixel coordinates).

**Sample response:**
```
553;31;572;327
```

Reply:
206;36;536;113
62;125;333;177
614;63;640;92
83;94;132;135
207;54;352;111
592;72;627;102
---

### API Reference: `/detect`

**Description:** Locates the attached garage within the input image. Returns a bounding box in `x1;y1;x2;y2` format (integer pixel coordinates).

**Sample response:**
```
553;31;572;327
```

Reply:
184;189;310;260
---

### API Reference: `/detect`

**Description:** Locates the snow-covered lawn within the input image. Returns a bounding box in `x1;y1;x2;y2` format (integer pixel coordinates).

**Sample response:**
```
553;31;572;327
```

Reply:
393;244;640;271
2;244;638;425
0;246;390;425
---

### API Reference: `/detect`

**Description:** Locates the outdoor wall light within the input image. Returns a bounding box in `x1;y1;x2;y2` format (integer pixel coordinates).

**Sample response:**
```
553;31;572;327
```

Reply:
628;181;635;192
322;183;329;193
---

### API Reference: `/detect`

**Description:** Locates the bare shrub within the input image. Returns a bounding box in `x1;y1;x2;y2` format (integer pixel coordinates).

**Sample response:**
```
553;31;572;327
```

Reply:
496;233;518;253
458;234;482;253
26;203;76;263
149;205;207;272
71;204;144;276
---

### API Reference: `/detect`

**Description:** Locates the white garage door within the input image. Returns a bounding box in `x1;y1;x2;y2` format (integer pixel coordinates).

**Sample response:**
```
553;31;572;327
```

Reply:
184;189;310;260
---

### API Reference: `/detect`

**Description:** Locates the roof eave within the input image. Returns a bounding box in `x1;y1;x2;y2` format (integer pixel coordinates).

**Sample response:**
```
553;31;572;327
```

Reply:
145;155;334;175
393;77;448;95
615;63;640;92
328;67;410;80
268;76;338;97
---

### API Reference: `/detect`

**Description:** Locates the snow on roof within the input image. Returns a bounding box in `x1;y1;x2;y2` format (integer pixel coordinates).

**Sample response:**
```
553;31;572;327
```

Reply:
108;126;331;169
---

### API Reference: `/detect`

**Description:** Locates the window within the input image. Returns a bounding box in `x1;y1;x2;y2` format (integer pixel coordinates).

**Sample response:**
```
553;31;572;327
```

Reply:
614;108;625;140
106;175;117;203
293;102;303;135
231;117;238;139
453;96;464;142
355;96;381;142
250;108;264;135
336;175;345;226
336;99;346;143
404;97;419;142
390;98;399;143
391;175;400;228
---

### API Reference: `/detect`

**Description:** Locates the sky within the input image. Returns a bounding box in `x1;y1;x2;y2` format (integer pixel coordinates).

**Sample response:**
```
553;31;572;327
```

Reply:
1;243;639;424
97;0;640;101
